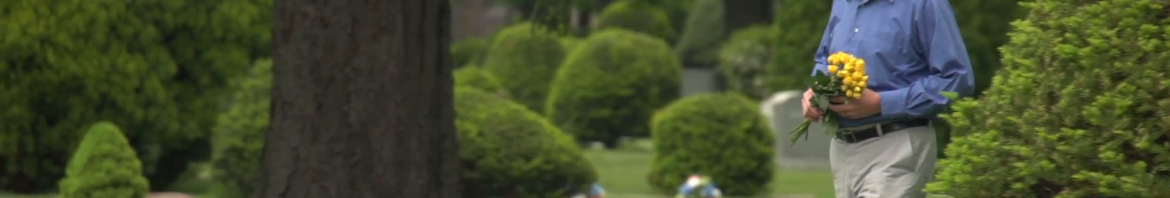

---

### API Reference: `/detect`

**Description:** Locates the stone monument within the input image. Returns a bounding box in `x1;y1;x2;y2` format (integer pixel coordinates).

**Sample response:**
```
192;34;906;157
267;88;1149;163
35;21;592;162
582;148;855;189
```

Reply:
759;91;831;170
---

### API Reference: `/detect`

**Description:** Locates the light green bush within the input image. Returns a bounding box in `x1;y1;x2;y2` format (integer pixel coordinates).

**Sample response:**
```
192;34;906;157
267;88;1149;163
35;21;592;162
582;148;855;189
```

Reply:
456;87;597;197
594;0;677;43
926;0;1170;197
57;122;150;198
482;22;567;112
545;29;682;148
208;59;272;198
647;92;774;196
454;66;506;95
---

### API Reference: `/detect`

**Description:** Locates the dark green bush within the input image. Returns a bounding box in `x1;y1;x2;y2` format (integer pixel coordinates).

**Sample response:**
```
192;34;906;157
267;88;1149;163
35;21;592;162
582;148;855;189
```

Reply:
208;59;271;198
454;66;507;95
647;92;774;196
594;0;677;43
452;37;490;67
926;0;1170;197
559;37;582;53
545;29;682;148
57;122;150;198
673;0;724;67
1;0;270;191
455;87;598;197
482;22;567;112
768;0;828;92
719;25;776;100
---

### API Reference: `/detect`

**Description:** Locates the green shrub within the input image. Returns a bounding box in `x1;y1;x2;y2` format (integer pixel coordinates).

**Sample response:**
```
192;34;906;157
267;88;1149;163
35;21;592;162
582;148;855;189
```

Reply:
719;25;776;100
545;29;682;148
482;22;567;112
208;59;272;198
452;37;490;67
926;0;1170;197
647;92;774;196
1;0;270;190
454;66;507;95
559;37;582;53
57;122;150;198
769;0;829;91
594;0;677;43
673;0;724;67
455;87;598;197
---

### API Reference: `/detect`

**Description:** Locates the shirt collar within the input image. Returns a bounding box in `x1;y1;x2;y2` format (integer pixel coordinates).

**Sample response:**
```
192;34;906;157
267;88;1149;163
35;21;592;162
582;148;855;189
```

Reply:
847;0;894;3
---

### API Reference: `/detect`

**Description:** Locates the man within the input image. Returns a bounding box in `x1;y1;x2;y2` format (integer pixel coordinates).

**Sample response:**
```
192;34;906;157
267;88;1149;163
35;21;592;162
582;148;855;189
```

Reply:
800;0;974;197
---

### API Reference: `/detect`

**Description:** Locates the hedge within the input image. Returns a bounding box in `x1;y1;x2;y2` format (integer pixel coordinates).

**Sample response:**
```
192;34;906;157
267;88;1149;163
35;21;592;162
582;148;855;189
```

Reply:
926;0;1170;197
456;87;598;197
647;92;774;196
545;29;682;148
57;122;150;198
482;22;567;112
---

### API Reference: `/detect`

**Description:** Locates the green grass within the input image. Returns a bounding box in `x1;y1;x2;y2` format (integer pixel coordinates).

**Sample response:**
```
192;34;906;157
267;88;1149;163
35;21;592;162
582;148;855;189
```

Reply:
584;140;836;198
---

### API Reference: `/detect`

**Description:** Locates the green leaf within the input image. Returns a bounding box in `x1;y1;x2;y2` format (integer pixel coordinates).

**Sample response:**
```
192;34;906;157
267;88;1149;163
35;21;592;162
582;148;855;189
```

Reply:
940;91;960;99
809;71;832;85
788;121;812;145
823;115;839;135
814;94;830;108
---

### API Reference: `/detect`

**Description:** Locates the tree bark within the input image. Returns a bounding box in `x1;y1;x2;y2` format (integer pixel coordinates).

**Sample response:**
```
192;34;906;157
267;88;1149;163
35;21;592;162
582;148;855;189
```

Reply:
723;0;773;32
256;0;461;198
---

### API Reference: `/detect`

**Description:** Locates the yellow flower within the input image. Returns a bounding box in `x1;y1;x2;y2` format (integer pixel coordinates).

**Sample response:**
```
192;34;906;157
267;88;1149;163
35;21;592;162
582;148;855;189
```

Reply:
828;65;839;75
843;77;853;85
843;64;854;72
854;87;861;93
852;72;864;79
838;71;849;78
855;59;865;68
857;81;867;88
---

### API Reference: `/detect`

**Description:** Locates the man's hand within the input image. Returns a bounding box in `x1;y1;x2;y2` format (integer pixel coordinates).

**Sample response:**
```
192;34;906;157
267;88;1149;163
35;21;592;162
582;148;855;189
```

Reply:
829;89;882;119
801;89;823;122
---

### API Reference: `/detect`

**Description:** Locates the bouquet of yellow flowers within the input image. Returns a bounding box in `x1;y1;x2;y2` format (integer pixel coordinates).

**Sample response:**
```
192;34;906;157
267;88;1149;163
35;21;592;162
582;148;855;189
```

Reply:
788;52;869;144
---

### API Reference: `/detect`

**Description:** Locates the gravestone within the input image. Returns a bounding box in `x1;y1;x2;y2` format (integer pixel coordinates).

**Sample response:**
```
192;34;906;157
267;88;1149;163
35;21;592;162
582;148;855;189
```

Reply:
680;67;720;97
759;91;831;170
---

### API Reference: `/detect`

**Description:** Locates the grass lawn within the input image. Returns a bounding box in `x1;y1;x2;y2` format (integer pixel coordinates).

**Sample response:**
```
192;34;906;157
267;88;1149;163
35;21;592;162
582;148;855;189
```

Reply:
584;140;836;198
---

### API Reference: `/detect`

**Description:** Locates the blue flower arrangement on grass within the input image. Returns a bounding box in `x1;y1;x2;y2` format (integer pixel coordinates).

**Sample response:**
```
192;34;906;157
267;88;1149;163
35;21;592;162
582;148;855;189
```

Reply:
676;175;723;198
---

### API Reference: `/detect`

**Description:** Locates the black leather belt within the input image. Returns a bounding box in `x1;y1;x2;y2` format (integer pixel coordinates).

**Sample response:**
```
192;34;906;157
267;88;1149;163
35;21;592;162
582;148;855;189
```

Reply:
835;119;930;143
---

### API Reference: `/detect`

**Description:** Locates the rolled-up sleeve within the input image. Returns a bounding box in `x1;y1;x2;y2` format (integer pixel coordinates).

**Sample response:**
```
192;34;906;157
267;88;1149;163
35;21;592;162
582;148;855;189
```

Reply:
877;0;975;119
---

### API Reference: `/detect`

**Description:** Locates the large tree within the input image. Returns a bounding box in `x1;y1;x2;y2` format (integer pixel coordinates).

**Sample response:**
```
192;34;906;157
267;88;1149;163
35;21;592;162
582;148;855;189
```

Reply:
254;0;462;197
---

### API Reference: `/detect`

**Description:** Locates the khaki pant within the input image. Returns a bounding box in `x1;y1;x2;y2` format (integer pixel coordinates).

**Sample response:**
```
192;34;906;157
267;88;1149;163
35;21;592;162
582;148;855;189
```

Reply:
829;126;937;198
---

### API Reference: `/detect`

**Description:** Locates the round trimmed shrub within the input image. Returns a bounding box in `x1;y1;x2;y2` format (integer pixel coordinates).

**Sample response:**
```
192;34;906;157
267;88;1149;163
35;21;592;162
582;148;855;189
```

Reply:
545;29;682;148
482;22;567;112
57;122;150;198
452;37;490;67
646;92;774;196
455;87;598;197
208;59;271;198
925;0;1170;197
559;37;582;53
719;25;776;100
594;0;677;43
454;66;506;95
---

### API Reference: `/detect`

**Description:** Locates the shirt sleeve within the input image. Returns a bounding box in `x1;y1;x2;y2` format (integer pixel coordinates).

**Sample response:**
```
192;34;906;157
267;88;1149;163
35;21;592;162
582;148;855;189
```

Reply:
876;0;976;119
811;10;839;79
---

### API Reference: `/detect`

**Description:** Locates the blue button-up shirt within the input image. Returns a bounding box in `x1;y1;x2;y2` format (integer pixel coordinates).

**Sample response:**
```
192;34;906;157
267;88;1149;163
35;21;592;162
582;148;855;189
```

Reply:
811;0;975;127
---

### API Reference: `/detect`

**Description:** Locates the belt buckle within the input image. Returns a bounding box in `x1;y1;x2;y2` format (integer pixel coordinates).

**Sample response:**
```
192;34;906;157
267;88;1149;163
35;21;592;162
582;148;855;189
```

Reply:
838;130;858;143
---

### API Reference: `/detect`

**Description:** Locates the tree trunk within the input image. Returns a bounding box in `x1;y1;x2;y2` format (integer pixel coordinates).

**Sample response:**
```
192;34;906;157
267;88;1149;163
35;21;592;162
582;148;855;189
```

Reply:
256;0;461;198
722;0;773;32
